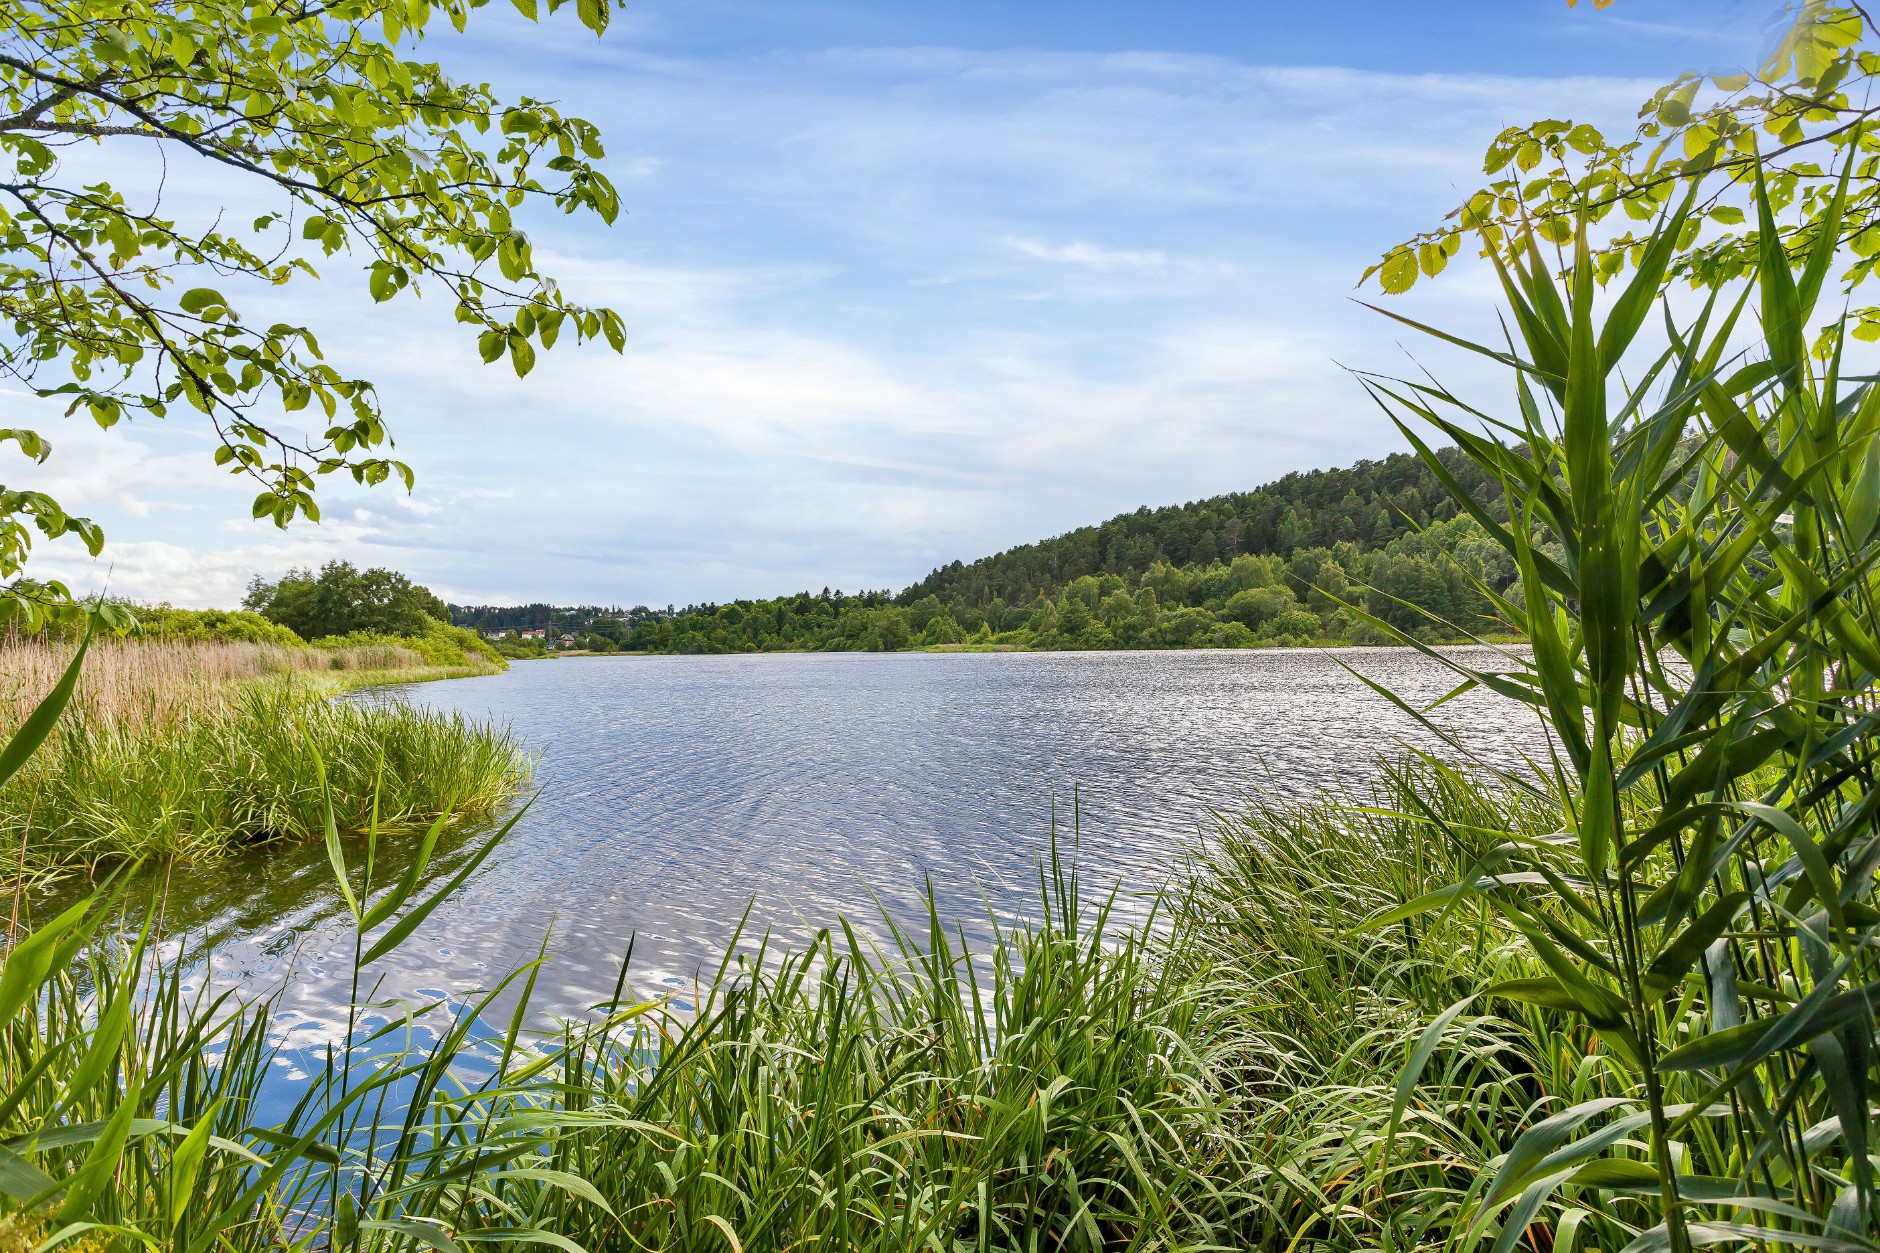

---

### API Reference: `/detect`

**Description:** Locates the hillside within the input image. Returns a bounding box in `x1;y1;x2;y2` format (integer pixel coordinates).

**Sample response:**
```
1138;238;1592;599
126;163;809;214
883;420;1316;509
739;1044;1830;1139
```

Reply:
452;446;1514;654
902;447;1499;609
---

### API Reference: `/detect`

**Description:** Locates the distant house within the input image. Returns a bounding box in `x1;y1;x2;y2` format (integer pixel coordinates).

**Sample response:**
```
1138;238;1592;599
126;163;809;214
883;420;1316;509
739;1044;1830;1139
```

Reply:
519;628;547;641
483;629;512;640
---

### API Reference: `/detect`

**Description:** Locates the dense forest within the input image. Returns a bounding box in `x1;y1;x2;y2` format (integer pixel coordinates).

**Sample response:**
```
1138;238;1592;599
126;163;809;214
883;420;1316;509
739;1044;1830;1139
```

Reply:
452;449;1523;654
904;448;1498;608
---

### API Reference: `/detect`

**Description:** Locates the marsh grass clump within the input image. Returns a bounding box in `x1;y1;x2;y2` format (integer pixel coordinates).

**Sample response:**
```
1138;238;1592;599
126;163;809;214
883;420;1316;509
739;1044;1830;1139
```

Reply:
0;638;522;879
531;863;1255;1251
1168;759;1604;1249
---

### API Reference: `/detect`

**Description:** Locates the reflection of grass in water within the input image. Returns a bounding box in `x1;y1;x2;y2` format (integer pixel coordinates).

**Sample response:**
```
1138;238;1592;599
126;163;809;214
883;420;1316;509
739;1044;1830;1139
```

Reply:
0;638;523;883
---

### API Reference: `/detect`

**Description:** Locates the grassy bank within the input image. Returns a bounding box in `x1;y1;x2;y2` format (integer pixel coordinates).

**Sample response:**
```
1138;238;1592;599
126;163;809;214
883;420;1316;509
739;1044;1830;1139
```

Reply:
0;638;522;880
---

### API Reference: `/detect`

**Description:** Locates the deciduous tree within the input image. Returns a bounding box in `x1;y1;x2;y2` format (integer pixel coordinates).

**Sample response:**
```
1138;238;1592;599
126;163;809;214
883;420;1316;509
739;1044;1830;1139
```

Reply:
0;0;627;626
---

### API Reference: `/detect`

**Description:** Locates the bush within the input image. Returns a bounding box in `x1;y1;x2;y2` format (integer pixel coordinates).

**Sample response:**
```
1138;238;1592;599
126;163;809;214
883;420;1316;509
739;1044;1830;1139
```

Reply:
1142;606;1218;647
1258;607;1320;643
920;614;965;646
129;605;306;648
314;619;503;670
1213;621;1257;648
1222;585;1296;629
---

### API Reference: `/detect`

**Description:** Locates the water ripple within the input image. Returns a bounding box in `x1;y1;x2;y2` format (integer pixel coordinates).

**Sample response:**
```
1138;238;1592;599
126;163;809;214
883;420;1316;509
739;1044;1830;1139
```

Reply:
119;647;1546;1036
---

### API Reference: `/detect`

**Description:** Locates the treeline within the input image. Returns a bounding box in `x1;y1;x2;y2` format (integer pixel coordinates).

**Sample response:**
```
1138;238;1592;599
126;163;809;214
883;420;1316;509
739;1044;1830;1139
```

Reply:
611;513;1514;654
451;602;629;636
455;449;1528;656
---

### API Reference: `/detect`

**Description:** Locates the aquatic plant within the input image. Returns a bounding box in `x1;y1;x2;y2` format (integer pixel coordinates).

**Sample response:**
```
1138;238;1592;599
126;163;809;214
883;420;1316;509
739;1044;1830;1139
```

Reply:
1344;146;1880;1251
0;638;522;880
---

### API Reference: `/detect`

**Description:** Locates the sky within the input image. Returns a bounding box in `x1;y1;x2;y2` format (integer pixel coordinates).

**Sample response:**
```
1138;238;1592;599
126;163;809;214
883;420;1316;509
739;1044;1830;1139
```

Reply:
17;0;1784;608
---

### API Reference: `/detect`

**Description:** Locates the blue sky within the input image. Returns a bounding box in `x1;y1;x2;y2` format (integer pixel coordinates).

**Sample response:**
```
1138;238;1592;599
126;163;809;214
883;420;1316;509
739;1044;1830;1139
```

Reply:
23;0;1776;607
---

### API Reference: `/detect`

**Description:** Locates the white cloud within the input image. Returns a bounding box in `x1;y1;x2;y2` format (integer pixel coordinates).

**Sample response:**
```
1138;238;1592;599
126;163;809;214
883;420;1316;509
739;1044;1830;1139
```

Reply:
1002;238;1182;272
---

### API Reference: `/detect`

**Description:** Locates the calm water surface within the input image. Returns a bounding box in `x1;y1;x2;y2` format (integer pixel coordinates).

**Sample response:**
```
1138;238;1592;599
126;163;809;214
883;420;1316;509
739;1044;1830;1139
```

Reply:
134;648;1545;1043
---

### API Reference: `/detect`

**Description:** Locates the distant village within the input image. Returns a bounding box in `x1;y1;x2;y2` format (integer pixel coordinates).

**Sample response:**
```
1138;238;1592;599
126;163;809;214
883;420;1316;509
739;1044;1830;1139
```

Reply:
482;627;580;649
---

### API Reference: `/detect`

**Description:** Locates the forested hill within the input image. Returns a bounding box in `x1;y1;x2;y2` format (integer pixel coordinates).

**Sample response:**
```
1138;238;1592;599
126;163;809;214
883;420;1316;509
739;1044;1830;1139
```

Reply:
453;445;1518;654
903;448;1497;611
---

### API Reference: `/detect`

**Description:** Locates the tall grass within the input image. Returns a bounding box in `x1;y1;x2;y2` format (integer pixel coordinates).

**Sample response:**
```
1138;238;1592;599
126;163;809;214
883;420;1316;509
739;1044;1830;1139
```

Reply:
0;637;523;880
527;862;1252;1251
1332;148;1880;1249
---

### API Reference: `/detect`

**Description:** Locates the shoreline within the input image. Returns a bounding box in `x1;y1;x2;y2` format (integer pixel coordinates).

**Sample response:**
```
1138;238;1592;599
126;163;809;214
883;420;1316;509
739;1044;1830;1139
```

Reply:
530;637;1529;660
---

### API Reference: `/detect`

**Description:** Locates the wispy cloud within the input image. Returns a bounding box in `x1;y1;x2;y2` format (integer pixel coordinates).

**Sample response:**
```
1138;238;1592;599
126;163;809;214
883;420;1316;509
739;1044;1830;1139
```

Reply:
1002;238;1187;272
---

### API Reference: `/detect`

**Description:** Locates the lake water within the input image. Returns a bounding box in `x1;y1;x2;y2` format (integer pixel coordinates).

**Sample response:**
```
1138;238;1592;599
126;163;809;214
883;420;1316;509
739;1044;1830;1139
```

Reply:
136;647;1545;1044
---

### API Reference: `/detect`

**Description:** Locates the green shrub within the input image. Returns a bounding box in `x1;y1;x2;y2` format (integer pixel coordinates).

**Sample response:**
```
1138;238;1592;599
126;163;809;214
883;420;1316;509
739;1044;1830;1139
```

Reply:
1221;585;1296;629
1257;607;1320;643
129;605;306;648
314;618;502;670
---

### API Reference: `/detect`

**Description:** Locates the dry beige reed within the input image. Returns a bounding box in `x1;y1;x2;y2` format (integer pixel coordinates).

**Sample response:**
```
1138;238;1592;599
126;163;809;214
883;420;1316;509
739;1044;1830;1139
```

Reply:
0;638;427;733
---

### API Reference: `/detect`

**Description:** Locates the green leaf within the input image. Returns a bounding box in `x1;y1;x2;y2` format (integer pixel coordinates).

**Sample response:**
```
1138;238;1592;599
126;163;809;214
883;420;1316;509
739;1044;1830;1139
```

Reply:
166;1099;225;1228
178;287;225;314
304;737;360;924
1753;158;1806;385
361;1220;464;1253
0;626;89;791
1470;1096;1633;1239
509;334;536;378
1379;249;1418;294
0;1146;57;1205
1643;891;1750;998
0;896;98;1027
1568;1158;1659;1189
493;1168;617;1216
460;1230;594;1253
361;796;536;964
1659;974;1877;1073
53;1082;140;1222
360;809;451;930
1382;993;1477;1165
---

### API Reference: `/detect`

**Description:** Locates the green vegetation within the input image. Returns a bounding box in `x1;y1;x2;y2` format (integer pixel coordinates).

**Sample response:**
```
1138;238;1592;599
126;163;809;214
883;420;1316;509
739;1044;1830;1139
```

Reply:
642;512;1510;652
240;561;506;670
0;0;629;628
7;6;1880;1252
0;638;523;881
905;445;1499;604
124;606;305;649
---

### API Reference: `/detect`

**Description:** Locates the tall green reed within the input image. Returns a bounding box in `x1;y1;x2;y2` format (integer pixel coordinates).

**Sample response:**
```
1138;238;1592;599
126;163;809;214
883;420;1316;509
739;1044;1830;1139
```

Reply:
1348;147;1880;1251
0;679;523;881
